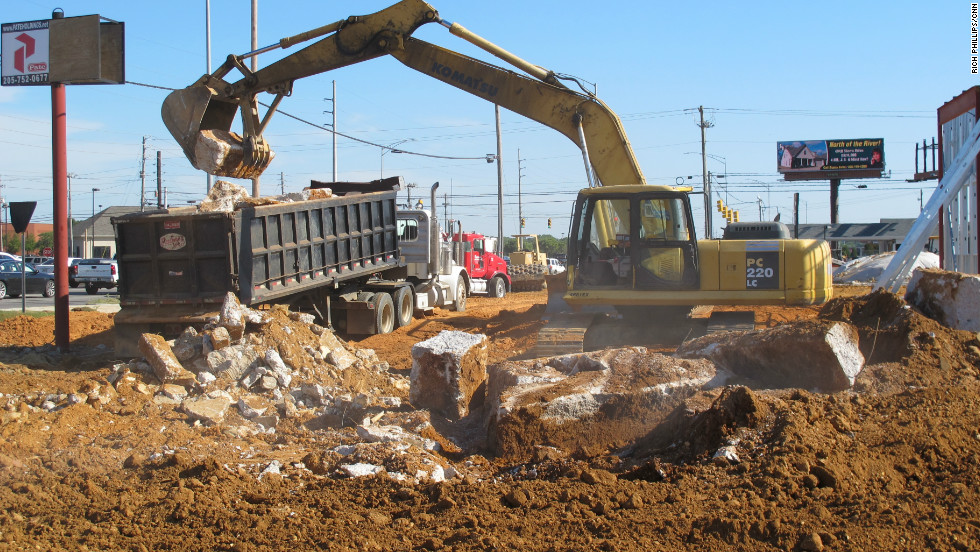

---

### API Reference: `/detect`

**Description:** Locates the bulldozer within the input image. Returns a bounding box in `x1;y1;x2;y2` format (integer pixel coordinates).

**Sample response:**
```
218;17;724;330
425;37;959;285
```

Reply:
508;234;548;292
160;0;833;356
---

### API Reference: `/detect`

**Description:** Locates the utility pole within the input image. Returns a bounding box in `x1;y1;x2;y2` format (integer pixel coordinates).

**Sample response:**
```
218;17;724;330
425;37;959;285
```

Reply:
206;0;214;195
66;174;74;256
495;105;504;255
157;151;163;208
250;0;260;198
140;136;147;211
324;83;338;182
698;106;713;239
517;149;526;233
280;172;285;195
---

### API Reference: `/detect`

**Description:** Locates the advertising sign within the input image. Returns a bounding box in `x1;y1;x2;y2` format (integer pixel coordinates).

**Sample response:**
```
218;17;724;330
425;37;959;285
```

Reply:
777;139;885;175
1;19;50;86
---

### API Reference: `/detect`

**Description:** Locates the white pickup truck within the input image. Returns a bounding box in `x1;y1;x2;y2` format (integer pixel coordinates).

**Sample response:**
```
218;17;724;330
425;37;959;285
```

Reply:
72;258;119;294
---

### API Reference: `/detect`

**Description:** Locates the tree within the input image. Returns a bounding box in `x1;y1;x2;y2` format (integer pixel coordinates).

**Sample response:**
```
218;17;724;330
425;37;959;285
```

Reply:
3;232;19;254
37;232;54;253
502;234;567;257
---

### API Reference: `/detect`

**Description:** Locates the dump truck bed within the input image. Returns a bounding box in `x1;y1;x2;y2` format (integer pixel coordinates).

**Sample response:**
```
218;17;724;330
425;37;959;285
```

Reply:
112;184;400;308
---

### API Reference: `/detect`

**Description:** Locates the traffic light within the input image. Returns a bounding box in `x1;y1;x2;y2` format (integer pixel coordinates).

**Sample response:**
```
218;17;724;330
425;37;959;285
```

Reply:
733;210;740;222
521;217;526;228
547;218;552;228
716;199;724;212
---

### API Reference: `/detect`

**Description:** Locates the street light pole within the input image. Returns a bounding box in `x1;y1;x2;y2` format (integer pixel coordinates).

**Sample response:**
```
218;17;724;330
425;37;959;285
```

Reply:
91;188;99;258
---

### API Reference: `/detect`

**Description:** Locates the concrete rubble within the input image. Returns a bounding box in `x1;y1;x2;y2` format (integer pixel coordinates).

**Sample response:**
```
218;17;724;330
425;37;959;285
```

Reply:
410;330;488;419
905;267;980;332
486;348;721;460
197;179;333;214
676;320;865;393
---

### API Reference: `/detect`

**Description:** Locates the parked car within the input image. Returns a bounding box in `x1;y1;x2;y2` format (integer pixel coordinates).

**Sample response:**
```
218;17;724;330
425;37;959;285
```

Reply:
23;256;53;266
0;252;21;262
37;257;82;287
546;257;566;275
0;260;56;299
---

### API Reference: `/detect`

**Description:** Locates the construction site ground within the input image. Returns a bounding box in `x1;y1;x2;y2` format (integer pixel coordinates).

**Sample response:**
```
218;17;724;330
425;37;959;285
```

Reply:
2;284;980;551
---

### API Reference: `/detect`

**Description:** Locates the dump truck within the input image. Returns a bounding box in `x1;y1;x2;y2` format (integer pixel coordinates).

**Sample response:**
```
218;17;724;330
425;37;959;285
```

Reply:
112;178;467;356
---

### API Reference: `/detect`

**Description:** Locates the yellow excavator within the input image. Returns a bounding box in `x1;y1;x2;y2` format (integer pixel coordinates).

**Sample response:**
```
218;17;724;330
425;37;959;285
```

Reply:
161;0;832;355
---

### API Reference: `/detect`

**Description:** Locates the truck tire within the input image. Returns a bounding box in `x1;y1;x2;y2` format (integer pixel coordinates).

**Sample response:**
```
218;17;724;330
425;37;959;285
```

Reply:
449;276;467;312
85;283;99;295
488;275;506;298
373;292;395;334
393;287;414;328
43;280;55;298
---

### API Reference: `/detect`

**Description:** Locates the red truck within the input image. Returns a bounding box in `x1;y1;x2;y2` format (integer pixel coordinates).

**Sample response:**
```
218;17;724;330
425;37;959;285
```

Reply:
447;229;510;298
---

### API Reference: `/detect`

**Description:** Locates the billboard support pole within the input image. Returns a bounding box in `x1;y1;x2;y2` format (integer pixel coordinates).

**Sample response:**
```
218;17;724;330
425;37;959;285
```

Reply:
51;57;70;353
829;178;840;256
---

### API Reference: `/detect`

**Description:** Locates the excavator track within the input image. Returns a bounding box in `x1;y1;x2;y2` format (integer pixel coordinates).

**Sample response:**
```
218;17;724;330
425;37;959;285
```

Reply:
534;313;599;357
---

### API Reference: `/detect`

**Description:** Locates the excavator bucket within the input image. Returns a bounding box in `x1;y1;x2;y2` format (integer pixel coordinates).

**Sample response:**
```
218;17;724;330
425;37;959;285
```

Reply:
162;84;273;179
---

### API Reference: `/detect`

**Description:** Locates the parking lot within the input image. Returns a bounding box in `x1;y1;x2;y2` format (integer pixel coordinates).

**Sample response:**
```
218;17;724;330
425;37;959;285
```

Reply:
0;286;119;312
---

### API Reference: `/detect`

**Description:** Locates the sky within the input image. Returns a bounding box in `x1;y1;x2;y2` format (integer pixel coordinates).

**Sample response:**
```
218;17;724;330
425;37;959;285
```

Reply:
0;0;974;241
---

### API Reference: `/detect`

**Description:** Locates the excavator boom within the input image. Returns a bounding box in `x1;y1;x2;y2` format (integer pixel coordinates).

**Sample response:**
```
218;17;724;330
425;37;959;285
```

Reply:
161;0;645;187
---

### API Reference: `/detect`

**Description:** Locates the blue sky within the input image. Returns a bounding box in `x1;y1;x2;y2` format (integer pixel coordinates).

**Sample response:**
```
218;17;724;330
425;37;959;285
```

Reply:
0;0;974;240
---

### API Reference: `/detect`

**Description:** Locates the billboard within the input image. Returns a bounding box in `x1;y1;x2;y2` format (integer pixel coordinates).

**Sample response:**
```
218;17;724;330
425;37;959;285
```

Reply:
1;19;50;86
777;138;884;176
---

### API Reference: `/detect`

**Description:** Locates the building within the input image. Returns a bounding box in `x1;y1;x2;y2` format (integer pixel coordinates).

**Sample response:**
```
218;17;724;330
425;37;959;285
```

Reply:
71;206;142;258
793;218;918;259
0;222;54;254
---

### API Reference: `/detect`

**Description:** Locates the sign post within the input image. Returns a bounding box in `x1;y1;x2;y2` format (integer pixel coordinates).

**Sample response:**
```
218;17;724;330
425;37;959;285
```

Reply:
9;202;36;314
2;10;124;351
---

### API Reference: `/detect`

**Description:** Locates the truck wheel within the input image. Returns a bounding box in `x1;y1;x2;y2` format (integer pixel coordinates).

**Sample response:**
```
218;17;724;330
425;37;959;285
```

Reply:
373;292;395;334
393;287;414;327
488;275;506;298
449;276;467;312
85;284;99;295
43;280;55;298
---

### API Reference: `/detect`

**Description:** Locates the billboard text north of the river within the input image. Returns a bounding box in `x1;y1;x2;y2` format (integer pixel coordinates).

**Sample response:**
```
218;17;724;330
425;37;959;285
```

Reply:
777;139;884;177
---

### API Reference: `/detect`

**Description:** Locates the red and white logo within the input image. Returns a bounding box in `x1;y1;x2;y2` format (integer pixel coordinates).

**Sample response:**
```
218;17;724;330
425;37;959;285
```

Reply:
13;33;36;73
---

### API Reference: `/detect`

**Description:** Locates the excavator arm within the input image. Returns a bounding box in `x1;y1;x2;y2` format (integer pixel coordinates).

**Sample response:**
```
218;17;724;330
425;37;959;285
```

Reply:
162;0;645;186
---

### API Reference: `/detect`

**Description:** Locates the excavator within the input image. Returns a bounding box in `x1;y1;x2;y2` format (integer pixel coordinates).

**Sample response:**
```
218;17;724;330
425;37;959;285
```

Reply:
161;0;833;355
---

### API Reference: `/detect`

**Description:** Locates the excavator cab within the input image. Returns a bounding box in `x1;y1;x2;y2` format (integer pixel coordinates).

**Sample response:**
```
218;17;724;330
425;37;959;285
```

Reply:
569;185;700;291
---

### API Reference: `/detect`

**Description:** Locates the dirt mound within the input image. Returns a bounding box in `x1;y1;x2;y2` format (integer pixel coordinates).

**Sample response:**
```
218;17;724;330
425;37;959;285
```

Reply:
2;287;980;551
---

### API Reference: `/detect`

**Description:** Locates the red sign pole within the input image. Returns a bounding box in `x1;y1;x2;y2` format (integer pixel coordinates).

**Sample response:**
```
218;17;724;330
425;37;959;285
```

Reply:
51;79;69;352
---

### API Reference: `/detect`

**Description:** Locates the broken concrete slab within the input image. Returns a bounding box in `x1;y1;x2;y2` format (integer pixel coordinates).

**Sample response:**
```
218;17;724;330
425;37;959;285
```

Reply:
487;347;719;461
905;268;980;332
206;344;260;382
138;333;195;384
676;320;864;392
410;331;488;419
182;395;232;425
218;292;247;341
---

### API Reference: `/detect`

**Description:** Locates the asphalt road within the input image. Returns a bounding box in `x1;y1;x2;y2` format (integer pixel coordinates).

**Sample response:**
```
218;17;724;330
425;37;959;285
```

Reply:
0;286;119;312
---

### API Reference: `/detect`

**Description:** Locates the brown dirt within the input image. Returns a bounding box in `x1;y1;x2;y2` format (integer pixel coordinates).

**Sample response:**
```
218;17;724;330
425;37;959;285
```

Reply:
2;286;980;551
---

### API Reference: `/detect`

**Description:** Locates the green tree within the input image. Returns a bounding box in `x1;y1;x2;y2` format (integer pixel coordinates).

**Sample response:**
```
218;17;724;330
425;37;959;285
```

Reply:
3;232;20;254
502;234;567;257
37;232;54;252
